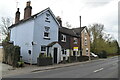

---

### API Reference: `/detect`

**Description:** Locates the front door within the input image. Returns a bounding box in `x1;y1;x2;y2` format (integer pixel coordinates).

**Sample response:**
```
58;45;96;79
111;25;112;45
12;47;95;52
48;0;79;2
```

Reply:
54;48;57;63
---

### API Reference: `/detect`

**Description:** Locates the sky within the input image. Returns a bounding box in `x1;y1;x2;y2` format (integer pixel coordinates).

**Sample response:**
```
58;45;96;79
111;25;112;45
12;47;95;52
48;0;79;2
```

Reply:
0;0;119;41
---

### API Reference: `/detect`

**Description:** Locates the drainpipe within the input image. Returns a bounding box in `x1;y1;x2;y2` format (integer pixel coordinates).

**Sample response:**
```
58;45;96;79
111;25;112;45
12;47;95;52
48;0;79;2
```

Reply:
79;16;82;56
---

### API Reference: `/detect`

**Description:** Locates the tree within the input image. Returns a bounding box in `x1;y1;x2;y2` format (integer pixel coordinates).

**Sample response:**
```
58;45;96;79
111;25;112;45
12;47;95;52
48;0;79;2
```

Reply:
0;17;12;36
89;23;104;53
0;17;12;41
89;23;119;56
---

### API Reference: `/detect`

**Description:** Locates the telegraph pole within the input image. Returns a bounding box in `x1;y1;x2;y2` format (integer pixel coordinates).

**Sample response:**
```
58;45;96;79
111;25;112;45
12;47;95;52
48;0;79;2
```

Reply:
79;16;82;56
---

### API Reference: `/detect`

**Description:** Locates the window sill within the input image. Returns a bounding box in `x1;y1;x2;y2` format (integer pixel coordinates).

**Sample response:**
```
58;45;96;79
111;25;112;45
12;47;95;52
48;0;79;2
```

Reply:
44;37;50;40
61;40;66;42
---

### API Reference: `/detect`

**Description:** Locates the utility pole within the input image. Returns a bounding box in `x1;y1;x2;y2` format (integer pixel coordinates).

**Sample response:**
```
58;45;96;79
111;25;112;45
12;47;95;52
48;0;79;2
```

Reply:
79;16;82;56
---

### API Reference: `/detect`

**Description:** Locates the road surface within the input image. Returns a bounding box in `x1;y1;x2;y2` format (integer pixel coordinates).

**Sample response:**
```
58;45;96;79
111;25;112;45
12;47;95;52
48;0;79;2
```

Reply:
3;56;119;78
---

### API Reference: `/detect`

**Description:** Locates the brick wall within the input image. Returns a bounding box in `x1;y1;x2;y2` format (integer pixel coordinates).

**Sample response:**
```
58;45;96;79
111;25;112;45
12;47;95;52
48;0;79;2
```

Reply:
81;29;90;56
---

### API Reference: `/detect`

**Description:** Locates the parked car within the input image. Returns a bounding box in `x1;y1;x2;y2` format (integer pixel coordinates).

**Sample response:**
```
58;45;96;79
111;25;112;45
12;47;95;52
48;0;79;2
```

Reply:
90;52;98;58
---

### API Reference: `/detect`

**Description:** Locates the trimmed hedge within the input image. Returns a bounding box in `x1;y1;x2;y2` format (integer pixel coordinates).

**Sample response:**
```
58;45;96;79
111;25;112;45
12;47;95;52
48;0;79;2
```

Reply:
2;41;20;67
37;53;53;66
68;56;89;63
37;57;52;66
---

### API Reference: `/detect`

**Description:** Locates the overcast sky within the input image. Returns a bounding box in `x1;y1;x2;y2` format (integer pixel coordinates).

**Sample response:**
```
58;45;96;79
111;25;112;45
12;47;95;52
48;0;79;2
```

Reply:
0;0;119;41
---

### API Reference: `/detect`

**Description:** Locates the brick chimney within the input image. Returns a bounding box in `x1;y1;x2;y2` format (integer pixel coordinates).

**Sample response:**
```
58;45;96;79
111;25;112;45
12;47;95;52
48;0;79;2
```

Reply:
56;16;62;27
24;1;32;19
15;8;20;23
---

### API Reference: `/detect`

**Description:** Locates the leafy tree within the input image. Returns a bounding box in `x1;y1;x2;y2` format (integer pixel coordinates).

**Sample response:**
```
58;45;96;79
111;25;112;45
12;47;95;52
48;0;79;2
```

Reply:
89;23;119;56
89;23;104;54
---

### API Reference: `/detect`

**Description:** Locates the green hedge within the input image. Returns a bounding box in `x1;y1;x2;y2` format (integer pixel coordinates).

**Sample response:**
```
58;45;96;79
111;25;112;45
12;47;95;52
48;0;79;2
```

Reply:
97;50;107;58
2;41;20;67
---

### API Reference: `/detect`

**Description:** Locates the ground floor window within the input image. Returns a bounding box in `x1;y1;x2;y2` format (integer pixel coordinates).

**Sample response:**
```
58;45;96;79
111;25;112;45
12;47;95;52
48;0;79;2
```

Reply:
41;45;46;51
86;48;89;56
62;49;67;55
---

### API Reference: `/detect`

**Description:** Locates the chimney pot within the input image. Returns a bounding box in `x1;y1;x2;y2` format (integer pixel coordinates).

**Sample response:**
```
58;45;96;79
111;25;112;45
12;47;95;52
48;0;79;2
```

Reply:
24;1;32;19
56;16;62;27
15;8;20;23
26;1;31;6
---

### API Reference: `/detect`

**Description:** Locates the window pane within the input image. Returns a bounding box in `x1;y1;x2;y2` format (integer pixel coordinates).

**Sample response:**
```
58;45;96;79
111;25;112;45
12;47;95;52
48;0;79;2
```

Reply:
41;46;46;51
61;34;66;42
44;32;49;37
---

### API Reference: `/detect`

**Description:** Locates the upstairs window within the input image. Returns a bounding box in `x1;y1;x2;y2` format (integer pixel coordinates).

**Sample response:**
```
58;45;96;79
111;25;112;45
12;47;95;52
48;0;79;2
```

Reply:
43;26;50;40
84;30;87;36
84;37;87;46
61;34;66;42
41;45;46;51
74;37;78;44
44;32;49;38
45;26;50;31
45;12;50;23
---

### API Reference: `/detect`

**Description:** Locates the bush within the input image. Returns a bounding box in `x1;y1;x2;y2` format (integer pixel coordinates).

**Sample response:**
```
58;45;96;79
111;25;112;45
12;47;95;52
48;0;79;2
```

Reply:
37;53;53;66
67;56;89;63
17;61;24;67
2;41;21;67
98;50;107;58
78;56;89;62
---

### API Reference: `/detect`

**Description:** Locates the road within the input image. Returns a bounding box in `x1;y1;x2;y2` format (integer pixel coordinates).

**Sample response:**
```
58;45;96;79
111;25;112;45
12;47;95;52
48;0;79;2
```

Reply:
3;56;119;78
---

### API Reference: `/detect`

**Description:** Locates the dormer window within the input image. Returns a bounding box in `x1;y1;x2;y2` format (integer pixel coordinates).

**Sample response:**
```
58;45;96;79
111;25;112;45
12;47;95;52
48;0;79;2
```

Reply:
61;34;66;42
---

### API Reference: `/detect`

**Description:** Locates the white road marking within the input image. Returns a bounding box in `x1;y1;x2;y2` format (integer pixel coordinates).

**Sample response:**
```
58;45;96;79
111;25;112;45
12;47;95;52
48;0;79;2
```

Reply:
94;68;104;73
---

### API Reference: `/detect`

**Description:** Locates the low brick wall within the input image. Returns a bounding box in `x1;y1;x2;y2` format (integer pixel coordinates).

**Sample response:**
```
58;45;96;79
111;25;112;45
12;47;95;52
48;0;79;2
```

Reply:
0;48;4;62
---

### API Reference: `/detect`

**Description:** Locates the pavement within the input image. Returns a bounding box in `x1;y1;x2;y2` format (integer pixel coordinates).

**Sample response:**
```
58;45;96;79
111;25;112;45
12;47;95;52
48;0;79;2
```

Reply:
2;60;91;77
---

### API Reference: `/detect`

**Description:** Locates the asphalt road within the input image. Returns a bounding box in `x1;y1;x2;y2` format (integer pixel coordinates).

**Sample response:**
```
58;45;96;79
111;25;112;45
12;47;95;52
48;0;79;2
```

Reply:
3;56;119;78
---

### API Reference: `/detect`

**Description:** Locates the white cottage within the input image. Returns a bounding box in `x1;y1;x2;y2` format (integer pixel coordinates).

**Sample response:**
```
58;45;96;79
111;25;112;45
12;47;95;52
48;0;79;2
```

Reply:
9;1;62;64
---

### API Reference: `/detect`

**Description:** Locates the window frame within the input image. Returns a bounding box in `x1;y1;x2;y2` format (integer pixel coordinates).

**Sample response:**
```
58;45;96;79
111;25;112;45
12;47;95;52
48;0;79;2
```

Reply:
86;48;89;56
41;45;46;51
84;37;87;46
61;34;66;42
73;37;78;44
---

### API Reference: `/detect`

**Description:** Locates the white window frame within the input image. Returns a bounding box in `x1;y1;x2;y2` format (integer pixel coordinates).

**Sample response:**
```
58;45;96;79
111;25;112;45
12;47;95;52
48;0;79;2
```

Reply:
61;34;66;42
84;30;87;36
44;32;50;39
86;48;89;56
73;37;78;44
62;49;67;55
41;45;46;51
84;37;87;46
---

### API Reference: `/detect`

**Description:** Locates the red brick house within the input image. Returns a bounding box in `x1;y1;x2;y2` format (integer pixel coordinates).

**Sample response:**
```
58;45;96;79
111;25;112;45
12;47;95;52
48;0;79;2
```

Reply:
58;26;90;61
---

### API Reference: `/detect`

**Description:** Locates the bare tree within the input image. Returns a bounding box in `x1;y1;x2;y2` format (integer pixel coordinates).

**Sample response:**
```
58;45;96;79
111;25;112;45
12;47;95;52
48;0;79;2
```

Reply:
0;17;12;36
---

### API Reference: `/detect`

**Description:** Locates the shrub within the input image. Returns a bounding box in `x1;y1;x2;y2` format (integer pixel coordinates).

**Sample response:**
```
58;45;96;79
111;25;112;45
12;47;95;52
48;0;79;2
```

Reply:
78;56;89;62
2;41;21;67
39;53;47;58
98;50;107;58
17;61;24;67
37;53;53;66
